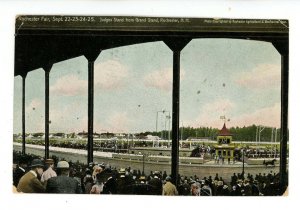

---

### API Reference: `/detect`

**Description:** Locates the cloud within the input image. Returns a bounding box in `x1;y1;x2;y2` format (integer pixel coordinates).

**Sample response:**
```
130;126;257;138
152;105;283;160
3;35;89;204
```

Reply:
94;59;128;90
231;103;280;128
50;75;87;96
234;63;280;89
143;67;185;92
50;60;128;96
186;99;235;128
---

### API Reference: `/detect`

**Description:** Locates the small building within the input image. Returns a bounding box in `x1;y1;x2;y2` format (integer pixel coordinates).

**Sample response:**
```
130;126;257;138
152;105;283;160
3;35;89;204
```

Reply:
215;123;235;161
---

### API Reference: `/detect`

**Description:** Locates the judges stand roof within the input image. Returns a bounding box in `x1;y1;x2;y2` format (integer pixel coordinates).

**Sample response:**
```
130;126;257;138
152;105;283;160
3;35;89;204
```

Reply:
218;123;232;136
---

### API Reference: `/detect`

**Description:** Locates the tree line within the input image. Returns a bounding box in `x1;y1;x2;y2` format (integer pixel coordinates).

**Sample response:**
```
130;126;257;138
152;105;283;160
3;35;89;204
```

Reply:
137;125;281;142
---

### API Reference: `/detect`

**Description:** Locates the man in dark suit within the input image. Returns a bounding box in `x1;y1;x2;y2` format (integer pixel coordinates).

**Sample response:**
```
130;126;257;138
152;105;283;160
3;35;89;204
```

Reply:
46;161;81;194
251;180;260;196
243;179;252;196
148;171;162;195
102;169;118;194
231;179;243;196
13;158;28;187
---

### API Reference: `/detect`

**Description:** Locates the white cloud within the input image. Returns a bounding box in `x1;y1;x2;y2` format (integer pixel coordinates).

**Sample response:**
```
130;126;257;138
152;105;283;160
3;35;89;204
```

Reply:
94;59;128;90
50;75;87;96
143;67;185;92
234;63;280;89
186;99;235;128
50;60;128;96
231;103;280;128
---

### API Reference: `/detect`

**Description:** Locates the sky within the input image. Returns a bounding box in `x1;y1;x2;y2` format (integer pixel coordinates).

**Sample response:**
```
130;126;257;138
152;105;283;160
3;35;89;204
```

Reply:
13;38;281;134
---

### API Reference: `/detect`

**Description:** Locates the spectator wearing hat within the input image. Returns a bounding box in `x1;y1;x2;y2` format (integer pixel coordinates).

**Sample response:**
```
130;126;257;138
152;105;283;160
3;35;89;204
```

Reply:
116;168;127;194
148;171;162;195
90;169;110;194
83;168;94;194
215;181;224;196
41;159;57;183
13;157;28;187
178;179;190;196
117;168;135;194
251;180;260;196
46;161;81;194
243;179;252;196
138;175;146;184
162;176;178;196
231;173;238;186
231;180;243;196
221;184;231;196
102;169;118;194
200;180;212;196
260;181;271;196
17;159;45;193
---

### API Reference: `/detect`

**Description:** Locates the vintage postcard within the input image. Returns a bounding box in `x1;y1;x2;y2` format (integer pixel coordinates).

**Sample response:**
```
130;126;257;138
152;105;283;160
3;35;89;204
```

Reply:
12;15;289;198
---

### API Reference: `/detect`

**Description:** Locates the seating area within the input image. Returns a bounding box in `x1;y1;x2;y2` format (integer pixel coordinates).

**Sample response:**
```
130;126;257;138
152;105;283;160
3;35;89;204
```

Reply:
13;151;286;195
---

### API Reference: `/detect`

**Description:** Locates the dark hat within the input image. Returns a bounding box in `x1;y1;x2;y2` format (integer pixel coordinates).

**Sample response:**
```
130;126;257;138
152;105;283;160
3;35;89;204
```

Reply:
18;156;28;165
103;168;112;174
30;159;44;168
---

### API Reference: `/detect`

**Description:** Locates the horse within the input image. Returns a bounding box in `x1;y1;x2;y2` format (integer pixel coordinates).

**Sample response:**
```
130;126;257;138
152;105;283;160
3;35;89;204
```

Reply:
263;159;276;167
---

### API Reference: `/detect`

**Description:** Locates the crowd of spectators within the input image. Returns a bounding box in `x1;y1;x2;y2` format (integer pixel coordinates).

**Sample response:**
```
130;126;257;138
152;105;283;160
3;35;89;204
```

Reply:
13;151;285;195
244;148;280;159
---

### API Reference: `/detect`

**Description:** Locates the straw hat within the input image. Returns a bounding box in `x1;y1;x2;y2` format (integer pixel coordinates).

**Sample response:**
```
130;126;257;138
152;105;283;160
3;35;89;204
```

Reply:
57;161;69;169
45;159;54;164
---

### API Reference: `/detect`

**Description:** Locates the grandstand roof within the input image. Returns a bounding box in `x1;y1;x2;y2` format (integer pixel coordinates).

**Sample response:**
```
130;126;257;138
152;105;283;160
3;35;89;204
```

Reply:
14;16;288;77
